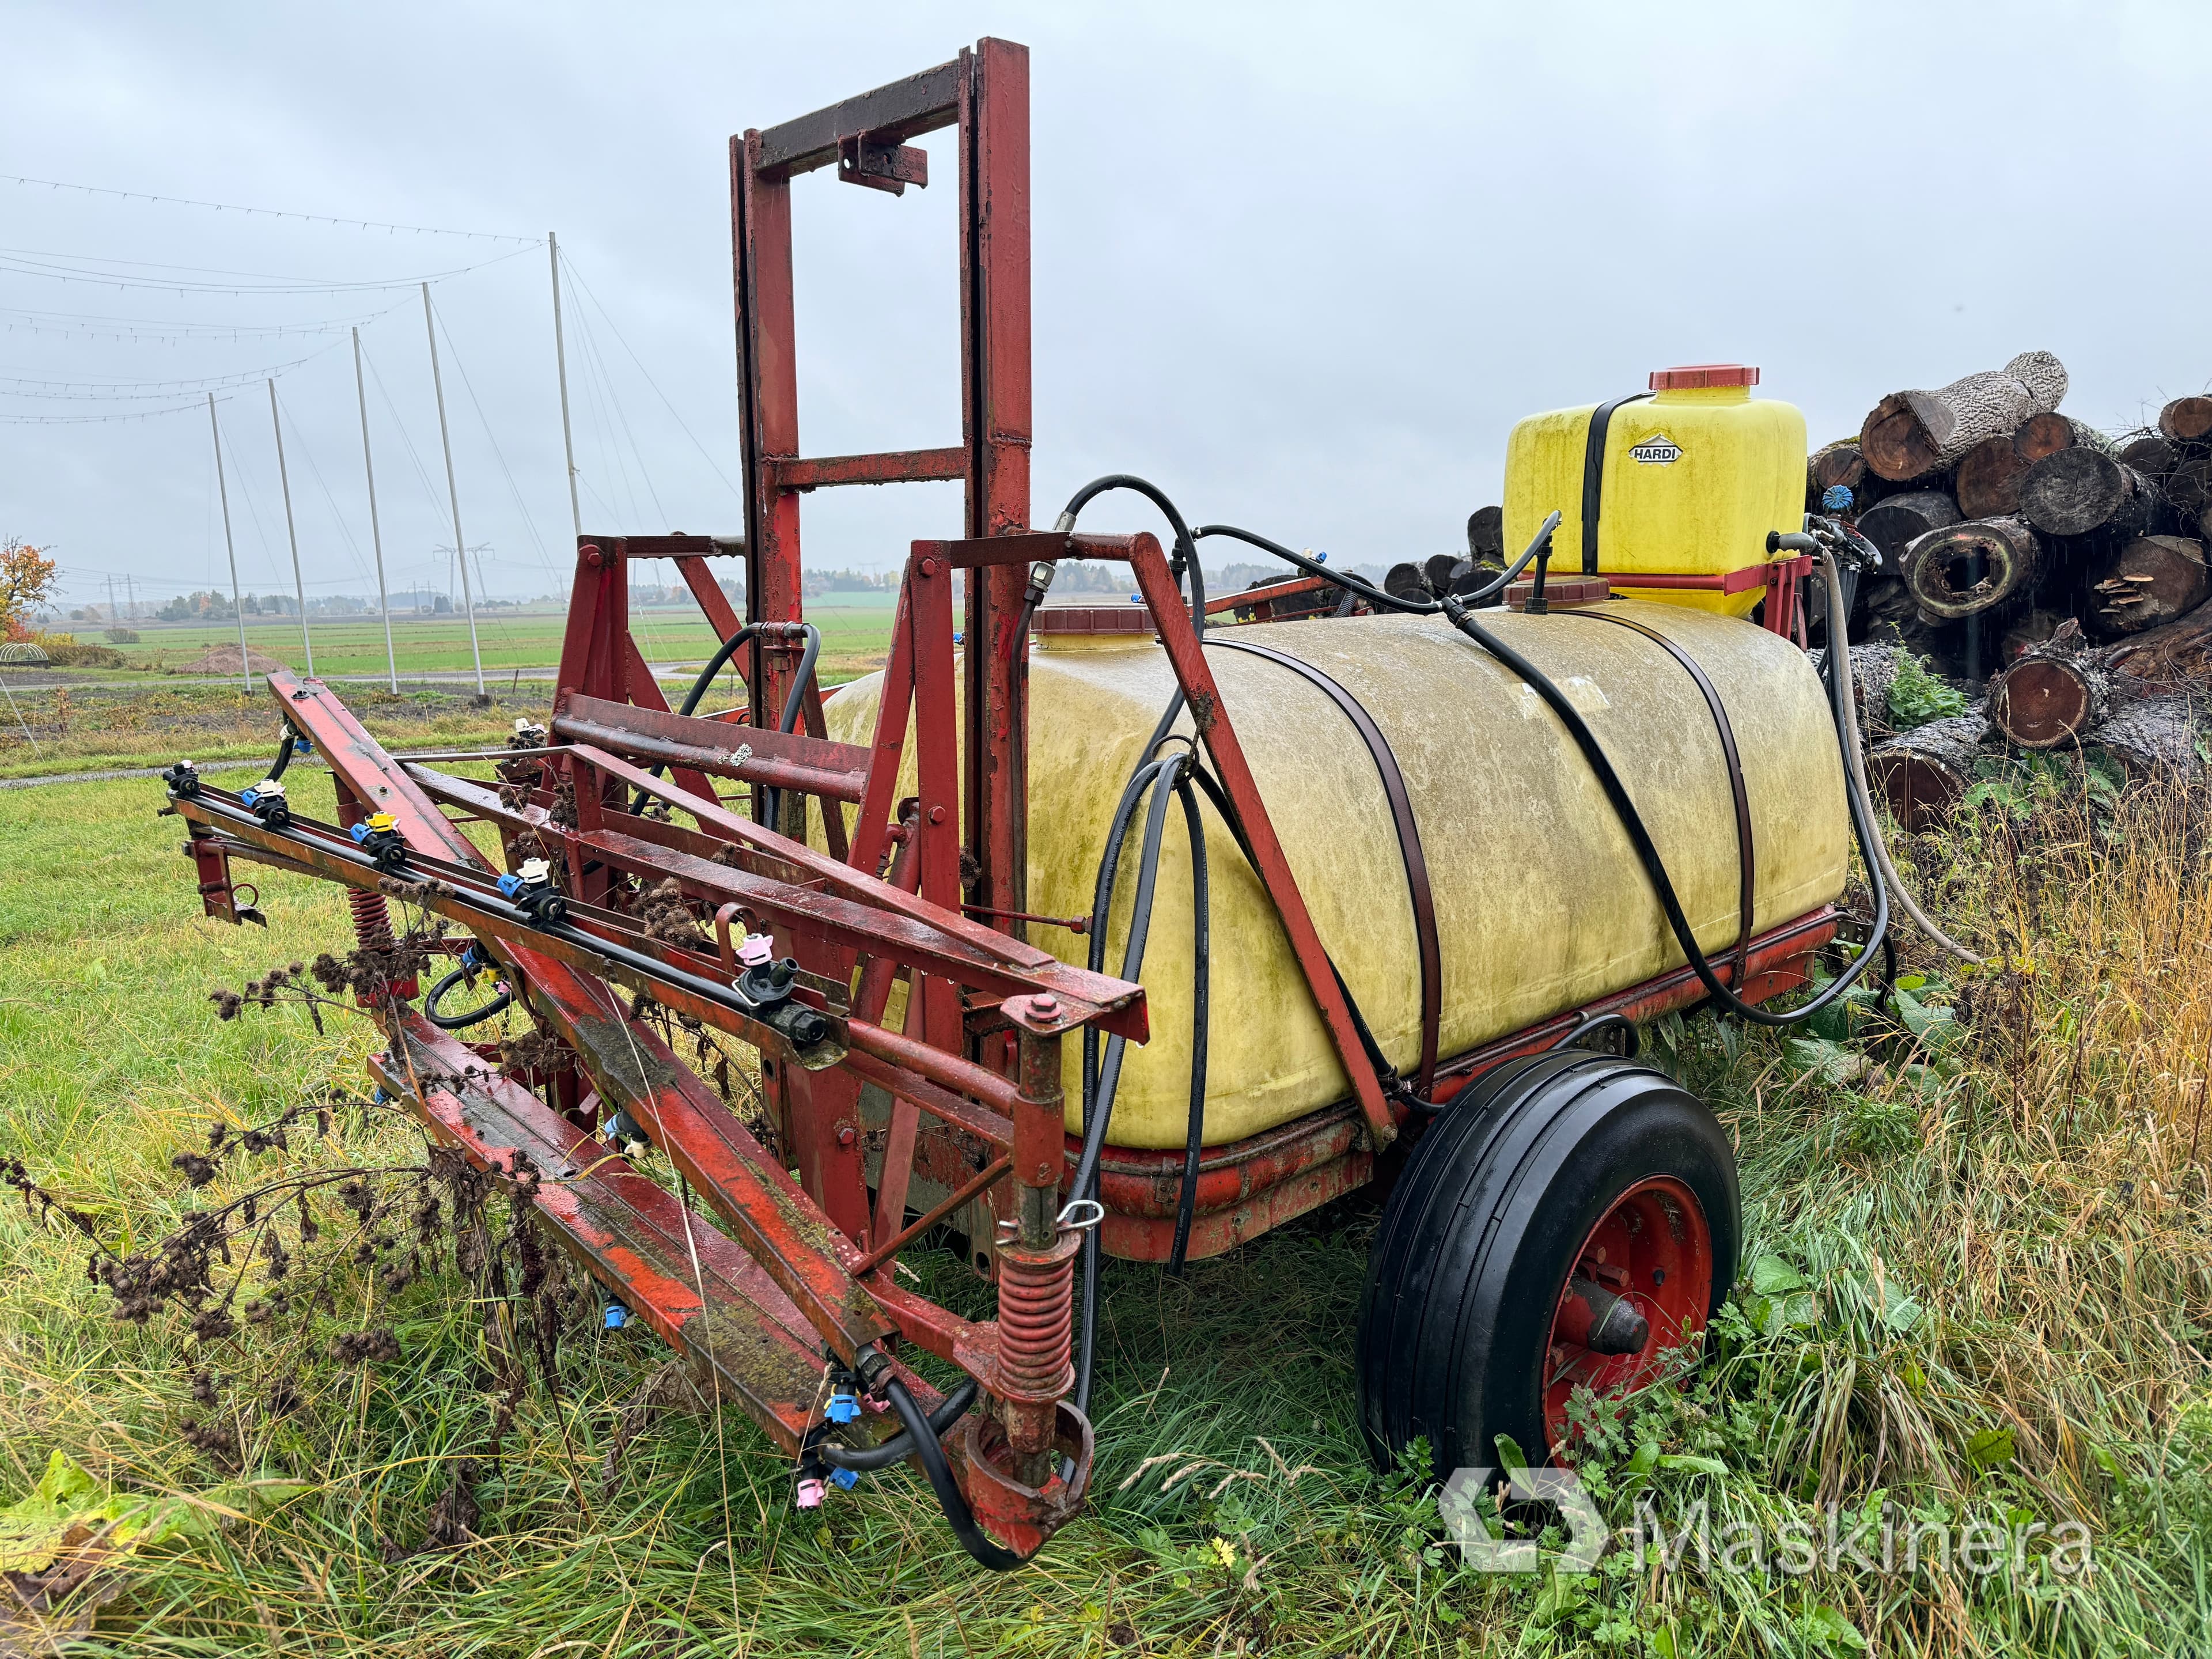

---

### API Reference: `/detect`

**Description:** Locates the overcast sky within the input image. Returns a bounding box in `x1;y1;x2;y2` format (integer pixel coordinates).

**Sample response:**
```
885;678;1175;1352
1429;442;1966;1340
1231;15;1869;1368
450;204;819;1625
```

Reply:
6;1;2210;613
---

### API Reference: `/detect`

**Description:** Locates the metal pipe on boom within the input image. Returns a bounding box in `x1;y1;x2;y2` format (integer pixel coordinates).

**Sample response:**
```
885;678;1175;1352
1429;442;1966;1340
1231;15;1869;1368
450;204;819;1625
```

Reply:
421;282;486;698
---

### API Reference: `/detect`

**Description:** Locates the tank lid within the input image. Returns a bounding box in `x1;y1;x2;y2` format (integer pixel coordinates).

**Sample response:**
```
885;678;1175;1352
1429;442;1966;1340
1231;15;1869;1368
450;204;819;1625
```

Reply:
1033;604;1153;635
1649;363;1759;391
1505;573;1612;612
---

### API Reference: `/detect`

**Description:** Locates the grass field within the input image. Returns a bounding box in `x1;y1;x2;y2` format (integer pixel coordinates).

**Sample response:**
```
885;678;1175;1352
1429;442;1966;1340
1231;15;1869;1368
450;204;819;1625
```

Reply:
64;594;898;683
3;762;2211;1654
0;684;552;782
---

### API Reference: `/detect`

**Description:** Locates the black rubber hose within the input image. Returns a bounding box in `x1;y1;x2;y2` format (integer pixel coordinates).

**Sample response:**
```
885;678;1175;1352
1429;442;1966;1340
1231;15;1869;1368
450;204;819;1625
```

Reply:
818;1380;979;1472
1078;753;1186;1205
1193;522;1551;616
423;963;514;1031
759;622;823;828
882;1377;1028;1572
1089;760;1185;1136
1073;751;1188;1418
1056;474;1206;635
631;623;754;811
680;625;757;719
1165;769;1209;1275
264;726;297;782
1434;590;1889;1025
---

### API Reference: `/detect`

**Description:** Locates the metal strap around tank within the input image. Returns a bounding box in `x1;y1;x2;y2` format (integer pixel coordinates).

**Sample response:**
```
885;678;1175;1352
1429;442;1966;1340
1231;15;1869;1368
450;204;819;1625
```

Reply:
1581;391;1655;574
1202;637;1442;1092
1556;609;1755;987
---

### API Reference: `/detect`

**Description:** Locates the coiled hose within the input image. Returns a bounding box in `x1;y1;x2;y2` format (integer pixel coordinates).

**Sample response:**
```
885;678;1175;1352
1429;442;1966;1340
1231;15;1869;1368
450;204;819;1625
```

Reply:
424;957;513;1030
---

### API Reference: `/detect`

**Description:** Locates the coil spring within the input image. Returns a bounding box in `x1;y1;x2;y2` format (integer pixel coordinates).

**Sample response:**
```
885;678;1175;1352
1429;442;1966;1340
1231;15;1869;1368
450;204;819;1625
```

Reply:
994;1247;1074;1395
347;887;397;955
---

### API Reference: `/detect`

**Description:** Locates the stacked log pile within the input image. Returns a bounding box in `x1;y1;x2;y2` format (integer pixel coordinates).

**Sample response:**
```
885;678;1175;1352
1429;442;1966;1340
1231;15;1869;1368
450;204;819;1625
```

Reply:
1816;355;2212;824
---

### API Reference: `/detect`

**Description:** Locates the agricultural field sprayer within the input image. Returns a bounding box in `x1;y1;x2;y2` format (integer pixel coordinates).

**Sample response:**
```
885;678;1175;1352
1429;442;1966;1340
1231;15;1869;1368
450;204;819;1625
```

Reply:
162;38;1904;1568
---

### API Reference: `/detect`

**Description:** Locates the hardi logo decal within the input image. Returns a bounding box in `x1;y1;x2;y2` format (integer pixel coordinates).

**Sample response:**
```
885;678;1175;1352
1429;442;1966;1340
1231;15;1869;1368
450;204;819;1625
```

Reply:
1628;433;1683;465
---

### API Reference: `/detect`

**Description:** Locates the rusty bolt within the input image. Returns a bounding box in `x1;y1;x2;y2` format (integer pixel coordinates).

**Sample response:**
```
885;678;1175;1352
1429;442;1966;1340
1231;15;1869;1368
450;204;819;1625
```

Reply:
920;557;941;578
1033;993;1059;1017
583;546;603;568
928;804;947;824
836;1124;857;1148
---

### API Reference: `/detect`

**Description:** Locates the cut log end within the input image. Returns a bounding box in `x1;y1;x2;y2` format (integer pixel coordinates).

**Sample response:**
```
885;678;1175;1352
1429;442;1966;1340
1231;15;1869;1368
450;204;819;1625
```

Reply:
1954;435;2032;520
1467;505;1504;561
1857;490;1961;563
1989;658;2099;748
2020;449;2158;539
1869;752;1968;832
2086;536;2210;640
2013;411;2078;463
2159;396;2212;444
1810;442;1869;495
1866;714;1988;831
1904;517;2040;620
2119;433;2179;480
1861;395;1945;483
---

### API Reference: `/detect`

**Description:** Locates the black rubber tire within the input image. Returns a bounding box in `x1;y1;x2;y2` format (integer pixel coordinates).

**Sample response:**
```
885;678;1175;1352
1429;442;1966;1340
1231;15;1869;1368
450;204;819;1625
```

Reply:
1355;1050;1740;1472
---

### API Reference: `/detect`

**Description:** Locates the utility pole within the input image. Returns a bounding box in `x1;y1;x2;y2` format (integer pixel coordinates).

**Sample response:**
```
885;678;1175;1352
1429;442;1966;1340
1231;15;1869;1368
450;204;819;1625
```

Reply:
548;231;582;540
352;328;399;692
422;282;486;698
207;394;252;695
267;380;315;676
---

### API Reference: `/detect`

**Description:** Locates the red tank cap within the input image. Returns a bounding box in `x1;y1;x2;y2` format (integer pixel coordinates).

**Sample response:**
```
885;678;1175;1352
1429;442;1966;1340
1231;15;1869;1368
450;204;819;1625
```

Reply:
1649;363;1759;391
1033;604;1153;635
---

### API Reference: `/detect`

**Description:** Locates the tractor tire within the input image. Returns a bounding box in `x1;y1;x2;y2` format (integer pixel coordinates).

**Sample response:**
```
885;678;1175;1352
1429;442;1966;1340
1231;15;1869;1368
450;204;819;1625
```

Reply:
1355;1050;1738;1473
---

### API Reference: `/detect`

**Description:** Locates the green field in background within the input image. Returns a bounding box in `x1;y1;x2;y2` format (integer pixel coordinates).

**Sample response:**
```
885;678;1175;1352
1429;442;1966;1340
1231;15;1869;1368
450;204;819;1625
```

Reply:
107;594;897;680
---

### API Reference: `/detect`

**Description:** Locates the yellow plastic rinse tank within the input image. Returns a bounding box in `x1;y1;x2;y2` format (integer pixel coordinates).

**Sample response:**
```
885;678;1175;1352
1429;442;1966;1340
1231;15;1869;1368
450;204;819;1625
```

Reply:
1503;364;1807;617
821;602;1847;1149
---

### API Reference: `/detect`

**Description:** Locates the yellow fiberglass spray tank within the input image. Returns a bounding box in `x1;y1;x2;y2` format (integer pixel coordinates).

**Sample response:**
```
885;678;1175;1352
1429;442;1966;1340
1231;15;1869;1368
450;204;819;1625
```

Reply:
826;604;1846;1143
1502;362;1808;615
823;359;1878;1479
824;361;1839;1152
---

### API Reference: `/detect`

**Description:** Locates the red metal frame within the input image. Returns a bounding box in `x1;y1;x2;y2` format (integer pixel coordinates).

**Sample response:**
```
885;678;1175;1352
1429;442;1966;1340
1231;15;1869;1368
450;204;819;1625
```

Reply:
159;39;1844;1559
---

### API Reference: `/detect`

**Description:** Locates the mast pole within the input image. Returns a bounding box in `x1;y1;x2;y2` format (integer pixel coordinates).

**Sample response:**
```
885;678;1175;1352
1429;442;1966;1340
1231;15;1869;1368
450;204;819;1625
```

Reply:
422;282;485;698
207;393;252;695
353;328;399;692
549;232;582;540
267;380;315;676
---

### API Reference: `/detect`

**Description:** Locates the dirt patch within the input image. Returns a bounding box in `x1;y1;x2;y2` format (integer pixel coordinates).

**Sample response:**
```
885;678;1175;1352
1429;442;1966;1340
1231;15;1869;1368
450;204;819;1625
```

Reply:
171;643;292;676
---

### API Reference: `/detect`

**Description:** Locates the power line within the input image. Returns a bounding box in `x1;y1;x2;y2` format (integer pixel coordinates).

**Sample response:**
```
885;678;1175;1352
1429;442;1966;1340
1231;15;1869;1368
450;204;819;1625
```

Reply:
0;301;403;344
0;399;212;425
433;307;556;573
2;174;538;243
562;256;745;505
0;344;345;398
0;241;539;296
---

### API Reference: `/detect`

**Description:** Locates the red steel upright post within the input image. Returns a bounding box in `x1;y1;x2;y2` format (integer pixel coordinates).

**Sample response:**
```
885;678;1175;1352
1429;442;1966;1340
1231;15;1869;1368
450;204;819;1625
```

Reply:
960;39;1033;941
731;40;1034;907
732;133;805;737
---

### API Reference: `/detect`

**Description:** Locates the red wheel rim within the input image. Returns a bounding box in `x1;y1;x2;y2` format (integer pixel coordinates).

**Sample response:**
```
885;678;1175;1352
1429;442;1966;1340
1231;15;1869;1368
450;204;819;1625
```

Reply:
1542;1175;1714;1452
